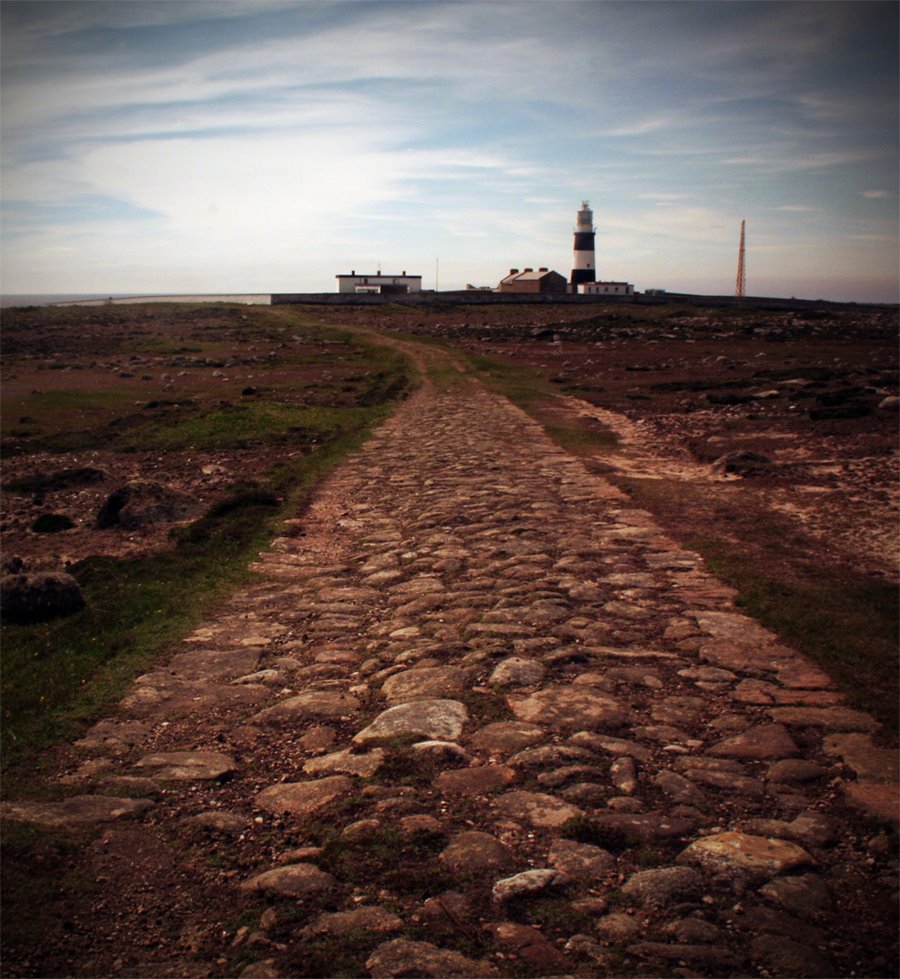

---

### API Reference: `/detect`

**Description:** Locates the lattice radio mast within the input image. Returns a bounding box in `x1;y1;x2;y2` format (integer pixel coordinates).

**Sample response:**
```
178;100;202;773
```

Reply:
735;220;746;300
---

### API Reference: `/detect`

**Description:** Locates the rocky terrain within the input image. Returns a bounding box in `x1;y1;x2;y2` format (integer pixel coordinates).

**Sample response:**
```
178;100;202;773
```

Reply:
2;324;898;978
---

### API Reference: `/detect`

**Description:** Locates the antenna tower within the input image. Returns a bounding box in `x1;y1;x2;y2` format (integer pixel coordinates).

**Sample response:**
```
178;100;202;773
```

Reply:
735;220;746;300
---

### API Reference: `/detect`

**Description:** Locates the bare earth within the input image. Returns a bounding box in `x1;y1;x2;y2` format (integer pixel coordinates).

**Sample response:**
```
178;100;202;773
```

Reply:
2;325;898;978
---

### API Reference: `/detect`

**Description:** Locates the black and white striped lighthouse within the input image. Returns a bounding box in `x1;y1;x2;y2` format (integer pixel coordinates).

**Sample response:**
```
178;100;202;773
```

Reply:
570;200;596;291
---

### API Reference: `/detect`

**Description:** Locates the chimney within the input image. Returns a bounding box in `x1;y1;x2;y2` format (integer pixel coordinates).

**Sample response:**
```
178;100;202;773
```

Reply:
401;270;406;276
524;267;533;273
509;268;519;275
539;267;548;272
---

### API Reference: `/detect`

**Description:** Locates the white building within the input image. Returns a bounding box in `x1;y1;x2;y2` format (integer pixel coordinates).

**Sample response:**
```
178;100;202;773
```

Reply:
336;271;422;295
578;281;634;296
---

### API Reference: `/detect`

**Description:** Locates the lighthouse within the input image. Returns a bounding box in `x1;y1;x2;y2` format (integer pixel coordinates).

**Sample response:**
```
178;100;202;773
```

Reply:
570;201;596;291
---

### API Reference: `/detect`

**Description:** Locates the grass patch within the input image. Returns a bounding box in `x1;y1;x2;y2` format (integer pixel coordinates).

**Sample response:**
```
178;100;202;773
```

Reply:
1;312;413;787
276;930;388;979
620;477;899;737
30;513;76;533
316;824;451;899
461;352;619;455
693;536;899;733
0;821;91;960
465;353;554;408
562;815;637;852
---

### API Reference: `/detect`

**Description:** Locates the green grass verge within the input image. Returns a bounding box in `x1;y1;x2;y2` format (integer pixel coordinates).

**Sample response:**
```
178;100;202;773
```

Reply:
463;346;895;736
620;477;899;737
694;537;899;733
1;323;413;789
464;351;620;454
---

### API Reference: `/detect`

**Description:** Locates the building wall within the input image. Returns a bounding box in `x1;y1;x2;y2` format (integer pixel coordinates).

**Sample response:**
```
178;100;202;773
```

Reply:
498;270;567;294
579;281;634;296
337;274;422;294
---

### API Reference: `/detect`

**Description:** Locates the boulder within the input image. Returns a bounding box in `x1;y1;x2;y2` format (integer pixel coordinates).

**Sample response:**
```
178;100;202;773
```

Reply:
1;571;85;624
712;451;773;477
679;831;814;879
353;699;468;744
97;479;201;529
366;939;497;978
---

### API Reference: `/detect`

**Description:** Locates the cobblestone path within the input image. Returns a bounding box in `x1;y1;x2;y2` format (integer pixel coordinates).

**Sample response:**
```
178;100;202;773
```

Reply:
5;352;898;978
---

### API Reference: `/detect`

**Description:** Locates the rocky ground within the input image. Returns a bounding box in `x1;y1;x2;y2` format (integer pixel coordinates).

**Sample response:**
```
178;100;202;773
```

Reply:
2;335;897;978
361;303;900;582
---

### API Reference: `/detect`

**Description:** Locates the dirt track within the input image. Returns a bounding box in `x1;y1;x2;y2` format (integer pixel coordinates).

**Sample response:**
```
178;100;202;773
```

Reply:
2;340;898;978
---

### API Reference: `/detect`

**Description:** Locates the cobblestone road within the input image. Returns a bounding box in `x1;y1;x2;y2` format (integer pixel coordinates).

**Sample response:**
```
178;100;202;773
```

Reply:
5;352;898;978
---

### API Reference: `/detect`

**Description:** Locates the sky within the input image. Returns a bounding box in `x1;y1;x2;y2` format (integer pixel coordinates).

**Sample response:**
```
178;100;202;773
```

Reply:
1;0;898;302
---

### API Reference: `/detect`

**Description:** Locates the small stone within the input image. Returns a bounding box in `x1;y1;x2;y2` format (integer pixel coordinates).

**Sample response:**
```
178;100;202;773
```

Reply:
610;756;637;795
823;732;899;782
0;795;152;828
239;960;279;978
759;873;833;915
559;783;607;806
590;811;696;842
508;744;596;768
255;776;352;817
302;747;385;778
398;814;443;835
767;706;879;733
366;939;497;978
439;831;513;873
240;863;337;900
0;571;85;624
841;781;900;826
654;770;707;806
665;917;722;943
766;759;830;783
135;750;236;781
100;776;161;796
595;912;640;942
411;740;470;763
508;686;630;730
627;941;741;969
493;790;582;828
298;725;336;753
251;689;359;725
185;811;249;833
707;723;798;760
492;868;569;902
435;765;515;794
301;906;404;938
750;933;835;978
353;699;468;744
679;831;815;879
488;657;546;687
469;721;545;754
548;839;616;879
621;866;703;908
742;812;837;847
678;666;736;683
341;818;381;840
381;666;469;703
570;731;652;762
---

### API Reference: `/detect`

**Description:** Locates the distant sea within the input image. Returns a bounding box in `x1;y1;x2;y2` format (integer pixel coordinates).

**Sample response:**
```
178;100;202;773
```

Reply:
1;293;272;308
1;293;130;308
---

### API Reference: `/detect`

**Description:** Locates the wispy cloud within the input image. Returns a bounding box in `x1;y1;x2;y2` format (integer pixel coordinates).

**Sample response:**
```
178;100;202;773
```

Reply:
1;0;897;301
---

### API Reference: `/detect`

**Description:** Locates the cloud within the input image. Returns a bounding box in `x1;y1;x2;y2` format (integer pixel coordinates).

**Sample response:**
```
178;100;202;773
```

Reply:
863;190;892;199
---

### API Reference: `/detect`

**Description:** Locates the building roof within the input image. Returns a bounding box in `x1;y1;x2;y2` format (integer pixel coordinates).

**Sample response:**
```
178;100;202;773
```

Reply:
336;272;421;279
499;268;562;284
